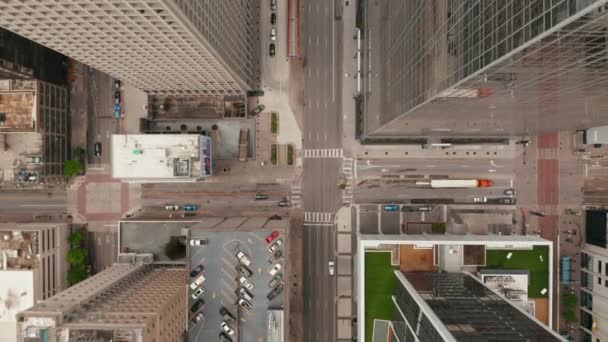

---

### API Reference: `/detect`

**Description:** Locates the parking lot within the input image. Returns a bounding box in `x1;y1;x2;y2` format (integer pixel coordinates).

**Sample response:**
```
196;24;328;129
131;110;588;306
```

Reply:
188;229;287;342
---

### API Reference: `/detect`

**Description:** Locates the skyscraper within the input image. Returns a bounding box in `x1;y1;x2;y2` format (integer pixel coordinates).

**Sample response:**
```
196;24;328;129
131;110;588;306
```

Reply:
0;0;255;96
362;0;608;138
16;255;186;342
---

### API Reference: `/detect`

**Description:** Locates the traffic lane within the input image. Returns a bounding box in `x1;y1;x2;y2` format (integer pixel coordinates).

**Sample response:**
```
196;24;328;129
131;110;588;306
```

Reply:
355;158;515;177
0;190;67;212
302;159;342;212
354;183;516;203
87;231;117;273
359;204;379;234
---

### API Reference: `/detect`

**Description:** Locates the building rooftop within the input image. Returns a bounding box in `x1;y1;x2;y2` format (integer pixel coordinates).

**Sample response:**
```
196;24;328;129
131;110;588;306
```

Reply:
0;270;34;342
0;229;38;269
0;79;36;132
111;134;205;181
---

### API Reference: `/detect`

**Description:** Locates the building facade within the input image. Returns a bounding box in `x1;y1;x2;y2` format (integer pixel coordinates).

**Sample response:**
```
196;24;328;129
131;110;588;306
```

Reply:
17;256;186;342
363;0;608;139
0;0;255;96
0;223;69;342
579;209;608;341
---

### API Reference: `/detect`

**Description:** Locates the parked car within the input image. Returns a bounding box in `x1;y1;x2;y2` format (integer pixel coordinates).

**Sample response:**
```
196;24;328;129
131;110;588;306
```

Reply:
183;212;197;217
221;321;235;336
114;80;121;90
192;287;205;299
238;298;252;310
219;332;233;342
191;312;204;324
268;239;283;253
190;299;204;313
246;89;264;97
270;27;277;41
236;264;253;277
269;43;275;57
271;0;277;11
278;199;291;207
236;251;252;266
239;276;254;290
255;193;269;200
271;13;277;25
114;104;121;118
328;260;335;276
498;197;516;204
383;204;399;212
267;283;284;300
251;104;265;115
190;238;208;246
269;263;282;276
220;307;236;323
190;274;206;290
265;230;279;243
473;197;488;203
238;287;254;301
25;156;42;163
165;204;180;211
183;204;199;211
269;214;282;220
114;92;120;105
268;273;283;288
268;249;283;263
504;188;516;196
189;265;204;278
94;143;102;157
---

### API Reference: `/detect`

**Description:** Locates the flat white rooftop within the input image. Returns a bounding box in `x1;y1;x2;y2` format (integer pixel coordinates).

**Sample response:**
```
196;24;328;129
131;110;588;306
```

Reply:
0;270;35;342
111;134;201;182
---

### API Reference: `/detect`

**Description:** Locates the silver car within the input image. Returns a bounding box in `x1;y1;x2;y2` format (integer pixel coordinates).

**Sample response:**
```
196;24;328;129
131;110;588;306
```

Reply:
239;276;254;290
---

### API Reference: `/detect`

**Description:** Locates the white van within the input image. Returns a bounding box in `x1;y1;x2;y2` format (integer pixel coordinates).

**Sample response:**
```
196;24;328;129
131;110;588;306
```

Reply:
190;274;206;290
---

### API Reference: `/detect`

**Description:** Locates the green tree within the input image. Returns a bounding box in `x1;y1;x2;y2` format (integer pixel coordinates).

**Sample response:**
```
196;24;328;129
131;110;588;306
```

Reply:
164;237;186;260
563;293;577;309
68;231;84;247
563;309;577;323
64;160;83;177
67;263;87;285
67;248;88;264
73;146;85;159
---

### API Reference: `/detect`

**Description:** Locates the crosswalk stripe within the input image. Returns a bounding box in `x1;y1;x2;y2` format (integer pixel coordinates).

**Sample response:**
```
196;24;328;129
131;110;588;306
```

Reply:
303;149;343;159
304;212;334;224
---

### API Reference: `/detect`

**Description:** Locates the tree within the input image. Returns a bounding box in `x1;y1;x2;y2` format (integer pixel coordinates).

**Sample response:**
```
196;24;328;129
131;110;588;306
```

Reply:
563;294;577;309
67;248;88;264
73;146;85;159
64;160;83;177
563;309;577;323
68;231;84;247
67;264;87;285
165;237;186;260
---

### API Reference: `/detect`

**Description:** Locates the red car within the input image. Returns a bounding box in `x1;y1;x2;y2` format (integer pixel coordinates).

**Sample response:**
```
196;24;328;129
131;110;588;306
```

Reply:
265;231;279;244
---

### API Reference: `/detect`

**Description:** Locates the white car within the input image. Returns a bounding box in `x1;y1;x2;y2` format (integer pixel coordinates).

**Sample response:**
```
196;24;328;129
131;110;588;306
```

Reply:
268;239;283;253
191;312;204;324
165;204;180;210
239;276;254;290
270;27;277;41
189;274;206;290
328;261;335;276
238;287;254;301
190;238;208;246
269;263;282;276
192;287;205;299
473;197;488;203
221;321;235;336
236;251;252;266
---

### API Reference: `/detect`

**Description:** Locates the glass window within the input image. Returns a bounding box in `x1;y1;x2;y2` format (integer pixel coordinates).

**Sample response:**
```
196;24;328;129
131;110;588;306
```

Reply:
51;228;55;249
580;310;593;330
581;252;591;270
41;230;45;253
598;260;602;273
581;291;593;310
598;277;602;285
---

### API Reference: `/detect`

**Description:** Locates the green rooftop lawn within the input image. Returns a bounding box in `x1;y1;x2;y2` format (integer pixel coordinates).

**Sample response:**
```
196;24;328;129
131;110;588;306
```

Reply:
365;252;398;342
484;245;550;298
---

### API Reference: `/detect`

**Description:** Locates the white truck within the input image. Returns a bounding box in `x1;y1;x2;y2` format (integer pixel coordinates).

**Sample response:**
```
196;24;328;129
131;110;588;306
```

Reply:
416;179;494;188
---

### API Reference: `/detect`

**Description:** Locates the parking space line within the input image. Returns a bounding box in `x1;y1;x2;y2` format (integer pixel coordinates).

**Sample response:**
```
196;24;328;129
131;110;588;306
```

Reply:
221;268;237;281
221;288;237;303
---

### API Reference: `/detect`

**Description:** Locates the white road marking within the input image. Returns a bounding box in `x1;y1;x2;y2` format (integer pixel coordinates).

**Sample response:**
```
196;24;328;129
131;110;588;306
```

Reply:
303;149;343;158
19;204;64;207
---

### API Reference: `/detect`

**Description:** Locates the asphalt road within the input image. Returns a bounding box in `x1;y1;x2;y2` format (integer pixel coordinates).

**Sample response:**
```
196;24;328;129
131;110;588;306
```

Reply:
301;0;344;340
87;69;119;168
0;189;67;222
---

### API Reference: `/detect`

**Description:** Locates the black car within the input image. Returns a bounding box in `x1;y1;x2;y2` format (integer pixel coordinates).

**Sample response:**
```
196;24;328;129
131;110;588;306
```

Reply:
190;265;204;277
401;206;433;212
219;332;233;342
190;299;204;313
271;13;277;25
267;283;284;300
246;89;264;97
269;43;276;57
268;273;283;288
498;198;516;205
268;249;283;263
236;264;253;277
94;142;102;157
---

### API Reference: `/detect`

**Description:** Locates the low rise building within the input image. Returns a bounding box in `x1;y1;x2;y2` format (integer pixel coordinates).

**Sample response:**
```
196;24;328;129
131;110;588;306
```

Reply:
358;234;562;341
0;79;69;187
0;223;69;342
17;254;186;342
111;134;212;182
